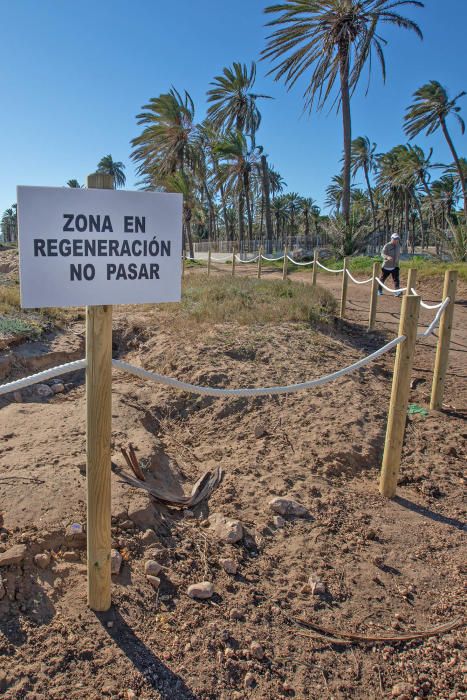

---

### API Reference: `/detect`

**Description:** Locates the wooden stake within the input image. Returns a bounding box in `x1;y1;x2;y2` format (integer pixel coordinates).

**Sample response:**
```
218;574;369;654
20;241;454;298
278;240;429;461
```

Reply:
406;268;417;295
339;257;349;319
282;245;288;280
231;245;236;277
379;294;420;498
430;270;457;411
258;245;263;279
207;247;211;277
312;249;318;287
368;261;381;331
86;172;113;611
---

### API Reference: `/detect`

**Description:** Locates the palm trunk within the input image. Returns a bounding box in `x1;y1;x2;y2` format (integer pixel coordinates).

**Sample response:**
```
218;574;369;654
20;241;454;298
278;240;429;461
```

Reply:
363;164;377;230
339;47;352;226
260;155;274;253
238;191;245;247
185;210;194;259
440;117;467;220
244;174;253;243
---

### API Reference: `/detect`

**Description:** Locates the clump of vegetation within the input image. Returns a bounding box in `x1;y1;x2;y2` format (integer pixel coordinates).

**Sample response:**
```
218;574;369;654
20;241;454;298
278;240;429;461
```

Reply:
159;276;336;326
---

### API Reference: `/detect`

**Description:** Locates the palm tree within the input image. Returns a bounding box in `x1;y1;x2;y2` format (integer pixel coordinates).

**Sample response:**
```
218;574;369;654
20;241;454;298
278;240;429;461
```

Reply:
262;0;423;226
351;136;377;229
97;154;126;188
404;81;466;219
131;88;197;187
325;174;357;214
164;172;198;258
1;205;17;243
268;165;286;198
207;62;271;136
67;179;82;188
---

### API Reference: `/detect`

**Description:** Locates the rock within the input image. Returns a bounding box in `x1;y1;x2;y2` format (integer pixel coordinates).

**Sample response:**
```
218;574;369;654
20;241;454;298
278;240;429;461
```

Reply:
35;383;54;398
187;581;214;600
244;672;256;689
220;558;237;575
140;529;158;546
144;560;162;576
34;552;51;570
269;497;309;518
65;522;86;546
254;424;267;439
250;641;265;660
51;382;65;394
0;543;27;567
208;513;243;544
111;549;122;575
391;681;415;698
63;551;80;562
273;515;286;529
229;608;243;621
147;575;161;590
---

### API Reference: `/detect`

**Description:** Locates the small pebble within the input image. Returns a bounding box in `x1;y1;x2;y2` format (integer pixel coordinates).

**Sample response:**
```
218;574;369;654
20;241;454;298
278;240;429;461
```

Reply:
146;575;161;590
219;558;237;575
187;581;214;600
144;560;162;576
250;641;265;660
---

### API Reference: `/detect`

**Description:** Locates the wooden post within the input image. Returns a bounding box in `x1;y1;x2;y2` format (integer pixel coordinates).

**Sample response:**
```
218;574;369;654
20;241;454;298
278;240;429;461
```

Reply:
257;245;263;279
282;245;288;280
379;294;420;498
339;257;349;319
406;268;417;295
86;172;113;611
430;270;457;411
207;247;211;277
231;245;236;277
368;261;381;331
312;249;318;287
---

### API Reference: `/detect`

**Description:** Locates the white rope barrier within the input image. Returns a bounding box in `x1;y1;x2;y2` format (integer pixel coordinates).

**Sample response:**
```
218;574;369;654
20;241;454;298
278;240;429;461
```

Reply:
346;269;374;285
112;336;404;398
411;288;445;310
316;260;344;273
235;255;260;263
261;254;284;262
0;360;87;397
417;297;450;338
286;255;314;266
376;278;408;294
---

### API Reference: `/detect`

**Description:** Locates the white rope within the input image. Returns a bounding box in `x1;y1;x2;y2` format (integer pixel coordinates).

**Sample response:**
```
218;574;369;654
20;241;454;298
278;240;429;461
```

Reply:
376;278;408;294
286;255;314;266
0;360;87;397
417;297;450;338
316;261;344;273
235;255;260;263
410;289;444;309
261;254;284;262
112;336;404;398
346;269;374;285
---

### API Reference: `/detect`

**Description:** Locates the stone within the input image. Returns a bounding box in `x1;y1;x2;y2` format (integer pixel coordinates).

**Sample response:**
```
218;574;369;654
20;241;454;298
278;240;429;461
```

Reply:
219;558;237;575
63;551;80;562
208;513;243;544
35;383;54;398
244;672;256;689
51;382;65;394
140;529;158;545
111;549;122;575
250;641;265;660
144;560;162;576
273;515;286;528
187;581;214;600
147;575;161;590
65;522;86;546
269;497;309;518
34;552;51;570
0;543;27;567
254;424;266;439
391;681;415;698
229;608;243;621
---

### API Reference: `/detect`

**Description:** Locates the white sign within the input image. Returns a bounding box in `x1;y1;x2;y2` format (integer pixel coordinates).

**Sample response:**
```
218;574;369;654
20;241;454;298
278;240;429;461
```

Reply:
18;186;183;308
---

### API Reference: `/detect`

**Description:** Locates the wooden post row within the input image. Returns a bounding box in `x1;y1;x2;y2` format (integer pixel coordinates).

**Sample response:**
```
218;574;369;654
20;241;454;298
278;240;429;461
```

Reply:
379;294;420;498
257;245;263;279
339;257;348;319
406;268;417;296
232;245;236;277
430;270;457;410
282;245;288;280
312;249;318;287
86;172;113;611
368;261;381;331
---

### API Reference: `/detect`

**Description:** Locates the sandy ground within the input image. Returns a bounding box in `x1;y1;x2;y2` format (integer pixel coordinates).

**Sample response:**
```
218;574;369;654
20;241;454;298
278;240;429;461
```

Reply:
0;258;465;700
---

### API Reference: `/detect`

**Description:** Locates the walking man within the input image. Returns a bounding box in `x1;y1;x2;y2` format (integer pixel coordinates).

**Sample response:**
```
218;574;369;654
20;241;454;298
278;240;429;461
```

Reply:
378;233;402;297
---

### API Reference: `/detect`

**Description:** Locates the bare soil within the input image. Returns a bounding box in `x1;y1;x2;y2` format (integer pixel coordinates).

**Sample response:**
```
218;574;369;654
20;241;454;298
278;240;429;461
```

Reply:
0;260;465;700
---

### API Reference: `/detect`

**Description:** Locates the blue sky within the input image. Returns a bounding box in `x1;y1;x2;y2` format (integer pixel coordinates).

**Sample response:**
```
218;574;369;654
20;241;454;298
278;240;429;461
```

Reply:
0;0;465;216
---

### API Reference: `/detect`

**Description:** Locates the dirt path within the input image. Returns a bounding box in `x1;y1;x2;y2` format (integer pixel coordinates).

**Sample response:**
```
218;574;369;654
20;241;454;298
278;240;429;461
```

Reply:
0;262;465;700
